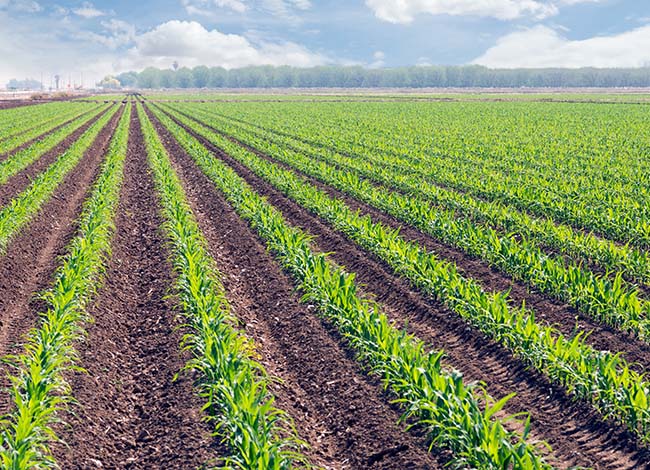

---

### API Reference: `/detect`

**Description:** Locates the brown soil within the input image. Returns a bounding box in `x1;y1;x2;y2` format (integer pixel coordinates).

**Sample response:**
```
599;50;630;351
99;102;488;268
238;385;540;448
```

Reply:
146;105;443;469
0;107;109;208
173;106;650;377
0;105;101;162
53;106;224;469
156;105;650;469
0;105;124;413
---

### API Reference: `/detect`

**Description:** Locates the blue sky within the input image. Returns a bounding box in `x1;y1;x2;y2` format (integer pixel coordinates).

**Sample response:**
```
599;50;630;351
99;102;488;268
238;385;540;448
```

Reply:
1;0;649;86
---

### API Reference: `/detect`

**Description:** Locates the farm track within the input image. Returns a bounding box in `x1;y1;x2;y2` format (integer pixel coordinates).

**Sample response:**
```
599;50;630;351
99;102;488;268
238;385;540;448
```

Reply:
53;106;223;470
0;106;99;162
147;105;444;469
0;107;109;208
169;107;650;375
154;105;650;469
0;106;124;413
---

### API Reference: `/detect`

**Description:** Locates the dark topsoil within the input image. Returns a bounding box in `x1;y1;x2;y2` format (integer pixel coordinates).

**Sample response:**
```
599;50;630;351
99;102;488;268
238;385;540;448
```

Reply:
157;105;650;470
53;107;223;469
147;105;443;469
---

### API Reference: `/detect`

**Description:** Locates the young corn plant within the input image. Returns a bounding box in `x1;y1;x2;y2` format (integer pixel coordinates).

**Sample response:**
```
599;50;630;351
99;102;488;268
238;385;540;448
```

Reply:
149;104;553;470
0;104;131;469
154;105;650;445
0;105;118;255
138;104;308;470
0;104;109;186
181;103;650;288
170;104;650;340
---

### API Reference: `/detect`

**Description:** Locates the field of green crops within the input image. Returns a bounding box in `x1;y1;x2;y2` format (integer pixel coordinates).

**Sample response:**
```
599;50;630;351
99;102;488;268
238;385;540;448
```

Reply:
0;92;649;469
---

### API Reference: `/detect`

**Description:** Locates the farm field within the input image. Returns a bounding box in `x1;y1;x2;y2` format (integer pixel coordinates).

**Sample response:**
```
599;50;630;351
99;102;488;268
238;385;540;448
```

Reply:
0;92;650;469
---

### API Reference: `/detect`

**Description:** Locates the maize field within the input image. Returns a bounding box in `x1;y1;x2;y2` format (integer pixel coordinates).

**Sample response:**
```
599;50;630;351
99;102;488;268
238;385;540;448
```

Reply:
0;92;649;469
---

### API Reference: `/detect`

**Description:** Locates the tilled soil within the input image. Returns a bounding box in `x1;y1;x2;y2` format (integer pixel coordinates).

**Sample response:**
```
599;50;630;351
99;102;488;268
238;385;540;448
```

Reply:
176;107;650;376
0;105;101;162
147;105;443;469
0;105;124;413
53;106;223;469
158;106;650;469
0;107;110;208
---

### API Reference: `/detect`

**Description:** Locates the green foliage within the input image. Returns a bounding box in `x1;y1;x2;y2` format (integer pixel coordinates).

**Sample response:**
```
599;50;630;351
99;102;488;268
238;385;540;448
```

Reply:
0;104;131;468
138;104;307;469
158;104;650;446
152;104;552;469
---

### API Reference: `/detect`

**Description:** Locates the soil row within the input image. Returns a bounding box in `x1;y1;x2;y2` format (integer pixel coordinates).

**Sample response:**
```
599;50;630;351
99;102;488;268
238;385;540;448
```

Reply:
153;104;650;469
146;102;443;469
52;107;223;470
0;105;125;413
0;106;110;208
179;107;650;375
0;105;101;163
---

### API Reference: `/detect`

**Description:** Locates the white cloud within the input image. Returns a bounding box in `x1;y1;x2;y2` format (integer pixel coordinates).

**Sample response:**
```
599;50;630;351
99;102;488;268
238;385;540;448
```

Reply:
473;24;650;68
72;1;106;18
76;19;136;49
181;0;247;15
365;0;602;23
181;0;311;20
117;20;327;70
0;0;42;12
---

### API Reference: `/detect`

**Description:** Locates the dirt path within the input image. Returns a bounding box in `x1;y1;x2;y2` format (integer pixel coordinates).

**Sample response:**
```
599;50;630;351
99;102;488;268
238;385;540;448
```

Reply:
53;106;223;470
156;106;649;469
170;107;650;377
0;107;109;208
0;106;124;413
147;105;443;469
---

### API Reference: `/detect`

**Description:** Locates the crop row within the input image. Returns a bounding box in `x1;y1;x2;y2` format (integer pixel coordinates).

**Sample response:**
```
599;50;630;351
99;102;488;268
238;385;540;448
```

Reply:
0;104;110;187
148;104;559;469
153;104;650;445
0;103;98;156
200;101;650;247
138;104;307;469
0;102;91;138
166;103;650;341
0;104;130;468
184;104;650;289
0;105;118;254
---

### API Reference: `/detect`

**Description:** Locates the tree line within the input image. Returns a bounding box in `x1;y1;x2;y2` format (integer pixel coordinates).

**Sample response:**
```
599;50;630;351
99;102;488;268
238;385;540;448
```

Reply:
111;65;650;89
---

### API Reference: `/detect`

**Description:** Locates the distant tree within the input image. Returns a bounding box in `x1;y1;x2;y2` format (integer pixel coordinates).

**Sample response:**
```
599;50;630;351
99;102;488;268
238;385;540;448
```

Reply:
208;67;227;87
116;71;138;87
6;78;42;90
192;65;210;88
137;67;161;88
176;67;194;88
96;75;121;89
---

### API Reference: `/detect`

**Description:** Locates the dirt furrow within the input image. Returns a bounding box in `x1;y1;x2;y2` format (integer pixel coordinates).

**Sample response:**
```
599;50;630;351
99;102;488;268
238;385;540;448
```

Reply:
0;106;100;163
156;106;650;469
53;106;223;470
0;105;124;413
147;105;443;469
171;108;650;376
0;107;109;208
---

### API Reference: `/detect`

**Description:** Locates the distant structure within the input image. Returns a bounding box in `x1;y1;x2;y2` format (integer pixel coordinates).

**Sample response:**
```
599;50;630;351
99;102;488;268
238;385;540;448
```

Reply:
172;61;179;71
54;74;61;90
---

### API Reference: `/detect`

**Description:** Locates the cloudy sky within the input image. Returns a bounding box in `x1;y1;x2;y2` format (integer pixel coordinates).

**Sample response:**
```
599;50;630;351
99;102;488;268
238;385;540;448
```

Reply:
1;0;649;86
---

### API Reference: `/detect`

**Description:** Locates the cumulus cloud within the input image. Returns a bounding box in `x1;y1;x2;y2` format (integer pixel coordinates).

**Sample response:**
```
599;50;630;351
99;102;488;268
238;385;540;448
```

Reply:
473;24;650;68
117;20;327;70
0;0;42;13
180;0;247;15
365;0;601;23
76;19;136;50
72;1;107;18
